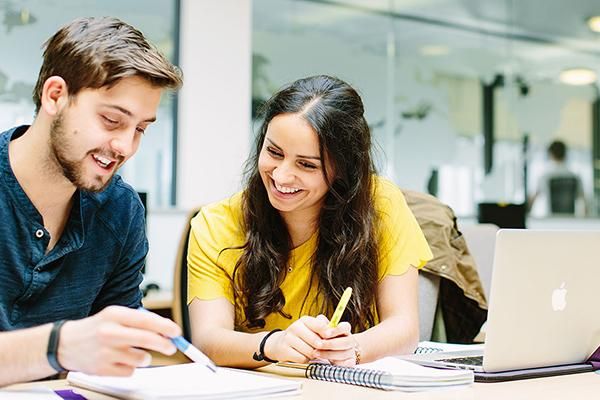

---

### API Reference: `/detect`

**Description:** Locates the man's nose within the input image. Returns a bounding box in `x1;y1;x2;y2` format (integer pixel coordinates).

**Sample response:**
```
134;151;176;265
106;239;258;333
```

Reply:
110;132;136;158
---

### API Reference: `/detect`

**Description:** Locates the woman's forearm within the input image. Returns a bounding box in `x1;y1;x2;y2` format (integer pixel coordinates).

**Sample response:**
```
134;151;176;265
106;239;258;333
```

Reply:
353;315;418;364
192;327;273;368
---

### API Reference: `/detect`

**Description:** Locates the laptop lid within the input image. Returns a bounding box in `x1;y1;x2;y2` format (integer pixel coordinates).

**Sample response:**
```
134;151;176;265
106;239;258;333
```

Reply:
402;229;600;374
482;229;600;372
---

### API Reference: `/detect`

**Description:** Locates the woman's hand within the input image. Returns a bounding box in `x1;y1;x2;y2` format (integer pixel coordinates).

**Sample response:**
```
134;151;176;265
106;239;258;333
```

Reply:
314;319;357;367
264;315;356;366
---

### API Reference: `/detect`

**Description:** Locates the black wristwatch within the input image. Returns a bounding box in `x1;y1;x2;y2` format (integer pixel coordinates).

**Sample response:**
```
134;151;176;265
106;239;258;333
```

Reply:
47;320;68;372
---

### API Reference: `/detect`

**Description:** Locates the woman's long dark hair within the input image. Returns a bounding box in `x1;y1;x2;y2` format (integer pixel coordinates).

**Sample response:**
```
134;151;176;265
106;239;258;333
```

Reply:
232;75;378;332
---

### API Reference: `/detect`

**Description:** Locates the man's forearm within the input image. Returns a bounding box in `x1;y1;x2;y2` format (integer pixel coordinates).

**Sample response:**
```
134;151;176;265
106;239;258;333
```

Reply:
0;324;57;387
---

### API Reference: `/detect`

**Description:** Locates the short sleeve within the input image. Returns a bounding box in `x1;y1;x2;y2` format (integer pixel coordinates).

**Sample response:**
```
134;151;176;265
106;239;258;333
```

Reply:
375;178;433;279
187;198;245;305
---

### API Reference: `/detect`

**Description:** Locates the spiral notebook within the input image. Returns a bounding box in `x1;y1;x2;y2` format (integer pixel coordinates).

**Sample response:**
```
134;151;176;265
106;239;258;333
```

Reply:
275;356;473;391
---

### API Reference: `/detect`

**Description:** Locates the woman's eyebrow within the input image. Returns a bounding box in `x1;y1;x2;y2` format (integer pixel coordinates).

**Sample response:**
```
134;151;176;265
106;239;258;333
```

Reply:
266;138;320;160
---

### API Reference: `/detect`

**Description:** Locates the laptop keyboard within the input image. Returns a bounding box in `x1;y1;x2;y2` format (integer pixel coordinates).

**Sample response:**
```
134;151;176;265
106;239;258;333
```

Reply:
436;356;484;366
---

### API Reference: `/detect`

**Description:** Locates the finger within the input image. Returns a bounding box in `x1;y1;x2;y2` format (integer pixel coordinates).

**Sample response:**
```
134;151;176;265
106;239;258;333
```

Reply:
300;316;331;338
111;347;153;368
331;357;356;367
101;306;182;338
318;348;355;362
99;363;137;377
96;323;177;355
277;340;311;364
289;318;326;349
90;351;138;376
285;333;320;360
321;322;351;339
317;335;355;351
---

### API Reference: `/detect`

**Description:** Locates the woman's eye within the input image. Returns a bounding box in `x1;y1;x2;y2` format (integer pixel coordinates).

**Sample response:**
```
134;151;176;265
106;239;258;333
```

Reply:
267;147;283;158
300;161;317;169
135;127;146;135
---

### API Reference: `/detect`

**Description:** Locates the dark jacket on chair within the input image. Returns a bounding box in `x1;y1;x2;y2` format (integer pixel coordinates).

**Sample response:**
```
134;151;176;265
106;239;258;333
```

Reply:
403;189;488;343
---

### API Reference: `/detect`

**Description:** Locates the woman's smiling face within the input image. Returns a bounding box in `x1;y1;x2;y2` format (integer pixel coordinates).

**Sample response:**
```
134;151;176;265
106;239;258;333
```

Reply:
258;112;333;222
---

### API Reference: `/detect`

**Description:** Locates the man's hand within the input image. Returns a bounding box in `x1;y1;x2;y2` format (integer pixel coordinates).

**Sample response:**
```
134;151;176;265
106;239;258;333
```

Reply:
58;305;181;376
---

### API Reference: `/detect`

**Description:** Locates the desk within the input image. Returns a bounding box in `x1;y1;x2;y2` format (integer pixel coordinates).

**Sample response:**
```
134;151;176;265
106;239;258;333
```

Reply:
6;370;599;399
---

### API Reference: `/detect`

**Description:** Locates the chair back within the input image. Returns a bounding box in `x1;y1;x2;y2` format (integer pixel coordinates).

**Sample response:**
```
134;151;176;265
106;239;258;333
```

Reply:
549;176;578;214
460;223;499;299
418;271;441;341
172;207;202;341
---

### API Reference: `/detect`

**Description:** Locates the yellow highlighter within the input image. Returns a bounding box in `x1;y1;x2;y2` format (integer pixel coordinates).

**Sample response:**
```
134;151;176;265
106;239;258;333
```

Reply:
328;287;353;327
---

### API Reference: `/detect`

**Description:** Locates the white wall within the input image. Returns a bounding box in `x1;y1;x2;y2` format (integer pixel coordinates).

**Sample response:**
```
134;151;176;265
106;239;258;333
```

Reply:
177;0;252;209
144;0;252;290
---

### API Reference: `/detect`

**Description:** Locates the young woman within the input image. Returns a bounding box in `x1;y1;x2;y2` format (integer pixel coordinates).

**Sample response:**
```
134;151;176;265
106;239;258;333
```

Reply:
187;75;432;368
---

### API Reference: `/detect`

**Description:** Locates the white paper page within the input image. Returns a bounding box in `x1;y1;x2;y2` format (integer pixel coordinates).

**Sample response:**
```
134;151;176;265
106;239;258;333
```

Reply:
68;363;301;400
0;387;62;399
359;357;473;381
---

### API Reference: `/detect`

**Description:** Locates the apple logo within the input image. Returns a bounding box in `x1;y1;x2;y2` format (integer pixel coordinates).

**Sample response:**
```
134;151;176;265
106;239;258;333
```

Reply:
551;282;567;311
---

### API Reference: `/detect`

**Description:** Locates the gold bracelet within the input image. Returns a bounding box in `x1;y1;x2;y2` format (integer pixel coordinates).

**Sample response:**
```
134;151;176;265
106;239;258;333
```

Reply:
353;339;362;365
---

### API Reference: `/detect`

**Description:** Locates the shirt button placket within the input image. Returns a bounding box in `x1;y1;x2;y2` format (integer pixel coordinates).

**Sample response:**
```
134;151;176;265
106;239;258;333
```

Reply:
35;229;44;239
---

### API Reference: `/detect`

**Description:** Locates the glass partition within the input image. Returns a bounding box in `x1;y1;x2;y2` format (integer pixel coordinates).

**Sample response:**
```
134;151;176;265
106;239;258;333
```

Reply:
0;0;178;207
252;0;600;218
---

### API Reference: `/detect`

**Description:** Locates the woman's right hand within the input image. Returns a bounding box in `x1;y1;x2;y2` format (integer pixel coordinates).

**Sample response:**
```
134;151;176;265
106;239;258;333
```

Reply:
263;315;351;363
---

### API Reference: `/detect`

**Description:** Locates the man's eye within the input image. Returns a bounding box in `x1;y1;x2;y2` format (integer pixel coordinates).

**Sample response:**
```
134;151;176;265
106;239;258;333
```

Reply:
136;127;146;135
102;116;118;125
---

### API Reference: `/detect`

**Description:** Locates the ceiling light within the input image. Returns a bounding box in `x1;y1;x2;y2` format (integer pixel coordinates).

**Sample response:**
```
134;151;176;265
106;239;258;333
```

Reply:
419;45;450;56
559;68;597;85
587;16;600;33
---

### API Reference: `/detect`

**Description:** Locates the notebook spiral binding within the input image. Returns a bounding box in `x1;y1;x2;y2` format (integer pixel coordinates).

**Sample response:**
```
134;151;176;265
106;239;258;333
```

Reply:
414;346;444;354
306;363;387;390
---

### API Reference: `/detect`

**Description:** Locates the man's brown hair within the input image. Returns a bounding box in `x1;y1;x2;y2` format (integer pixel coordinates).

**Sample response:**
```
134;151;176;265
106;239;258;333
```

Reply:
33;16;182;112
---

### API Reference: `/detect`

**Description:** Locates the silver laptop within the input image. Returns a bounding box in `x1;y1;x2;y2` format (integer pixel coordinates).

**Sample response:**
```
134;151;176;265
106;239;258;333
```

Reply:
403;229;600;373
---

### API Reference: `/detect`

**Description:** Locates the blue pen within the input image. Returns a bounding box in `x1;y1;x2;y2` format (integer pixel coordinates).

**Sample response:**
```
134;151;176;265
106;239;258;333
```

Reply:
138;307;218;373
171;335;218;373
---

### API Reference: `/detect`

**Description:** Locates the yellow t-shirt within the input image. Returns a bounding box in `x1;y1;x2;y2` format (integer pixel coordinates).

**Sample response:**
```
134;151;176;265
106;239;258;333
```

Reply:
187;176;432;332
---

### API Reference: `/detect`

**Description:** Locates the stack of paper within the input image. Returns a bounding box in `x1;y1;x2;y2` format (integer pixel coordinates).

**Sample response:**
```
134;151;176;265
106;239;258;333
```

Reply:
67;363;301;399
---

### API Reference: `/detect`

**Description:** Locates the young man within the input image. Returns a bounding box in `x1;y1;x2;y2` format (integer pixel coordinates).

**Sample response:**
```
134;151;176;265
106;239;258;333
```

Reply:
529;140;586;216
0;17;183;385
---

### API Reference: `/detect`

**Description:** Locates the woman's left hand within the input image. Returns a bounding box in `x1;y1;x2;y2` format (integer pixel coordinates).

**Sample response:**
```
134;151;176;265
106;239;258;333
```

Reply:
313;315;357;367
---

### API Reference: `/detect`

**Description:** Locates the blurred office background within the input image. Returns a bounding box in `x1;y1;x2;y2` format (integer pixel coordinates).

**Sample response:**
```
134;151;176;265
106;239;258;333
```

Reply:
2;0;600;289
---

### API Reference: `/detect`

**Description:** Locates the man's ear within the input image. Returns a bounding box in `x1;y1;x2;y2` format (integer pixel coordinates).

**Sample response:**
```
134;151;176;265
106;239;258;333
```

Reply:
40;76;69;116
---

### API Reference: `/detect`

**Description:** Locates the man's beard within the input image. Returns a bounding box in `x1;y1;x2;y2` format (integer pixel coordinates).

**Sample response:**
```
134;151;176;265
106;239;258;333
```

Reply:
49;113;118;193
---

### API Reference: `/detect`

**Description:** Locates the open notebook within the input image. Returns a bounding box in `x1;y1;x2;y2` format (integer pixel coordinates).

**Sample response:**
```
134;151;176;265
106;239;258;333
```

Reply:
275;356;473;391
67;363;301;400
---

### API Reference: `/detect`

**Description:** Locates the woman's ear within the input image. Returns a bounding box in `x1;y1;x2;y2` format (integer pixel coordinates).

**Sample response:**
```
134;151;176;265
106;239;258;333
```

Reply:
40;76;69;117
